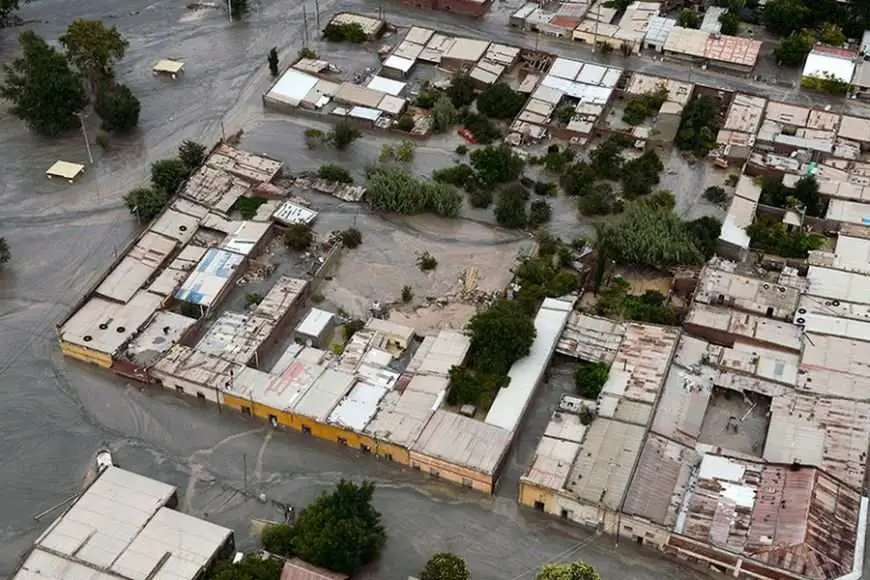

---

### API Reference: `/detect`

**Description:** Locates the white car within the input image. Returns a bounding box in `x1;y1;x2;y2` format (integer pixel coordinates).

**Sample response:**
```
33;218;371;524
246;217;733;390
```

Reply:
95;449;114;473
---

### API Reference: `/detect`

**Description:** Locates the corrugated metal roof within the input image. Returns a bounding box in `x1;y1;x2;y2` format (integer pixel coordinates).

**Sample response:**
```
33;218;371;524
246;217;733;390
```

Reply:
412;410;511;475
96;232;177;303
521;436;581;490
267;68;321;107
328;382;389;431
405;329;470;377
293;369;356;421
174;248;244;307
281;559;348;580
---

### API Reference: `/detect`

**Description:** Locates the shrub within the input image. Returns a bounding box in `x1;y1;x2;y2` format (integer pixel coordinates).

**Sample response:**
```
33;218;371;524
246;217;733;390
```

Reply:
396;113;415;132
469;187;494;209
245;292;263;306
285;223;314;250
401;285;413;303
232;196;268;219
340;227;362;249
704;185;727;204
418;251;438;271
328;121;361;150
455;144;468;155
323;22;367;43
367;167;462;217
574;362;610;399
495;184;528;229
432;164;475;187
319;164;353;183
124;187;168;222
528;200;552;227
622;86;668;125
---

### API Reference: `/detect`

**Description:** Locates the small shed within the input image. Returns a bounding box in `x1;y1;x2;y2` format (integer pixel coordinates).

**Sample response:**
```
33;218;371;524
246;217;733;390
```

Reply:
153;59;185;79
295;308;335;348
46;161;86;183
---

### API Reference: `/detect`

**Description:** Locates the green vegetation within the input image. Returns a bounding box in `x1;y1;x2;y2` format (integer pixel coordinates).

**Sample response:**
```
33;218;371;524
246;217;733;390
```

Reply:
1;31;87;136
759;175;825;216
433;95;458;133
179;140;207;172
344;319;365;343
415;86;443;109
233;196;268;219
677;8;700;28
543;144;575;173
469;187;494;209
268;47;279;77
59;19;129;93
433;164;476;187
298;47;318;59
124;187;168;222
0;0;19;26
536;560;601;580
574;362;610;399
774;30;816;67
746;214;825;258
589;137;626;180
495;184;529;229
319;163;353;183
340;227;362;249
469;145;524;187
379;140;415;163
800;73;851;96
460;111;501;144
367;167;462;217
328;121;361;150
323;22;367;43
261;480;386;575
685;216;722;259
529;200;552;227
466;299;536;375
535;180;558;197
818;22;846;45
476;82;527;119
420;553;470;580
676;95;721;156
621;150;663;198
596;277;678;324
401;285;413;303
704;185;728;205
150;158;189;194
417;251;438;271
513;253;578;315
397;113;415;132
561;161;597;197
446;366;508;409
719;10;739;35
245;292;263;306
284;223;314;251
455;144;468;155
208;554;283;580
95;81;140;133
623;86;668;125
304;128;324;148
446;74;476;108
578;183;622;216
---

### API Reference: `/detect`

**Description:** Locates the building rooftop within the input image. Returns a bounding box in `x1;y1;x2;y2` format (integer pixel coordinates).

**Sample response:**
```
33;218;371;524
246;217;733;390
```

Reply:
96;232;177;303
704;34;761;67
123;311;197;367
174;248;245;308
365;375;445;447
625;73;693;106
328;12;385;37
685;303;802;352
148;204;203;245
411;410;512;476
404;26;434;46
404;329;471;377
644;16;676;46
521;436;582;491
485;297;575;432
556;312;626;362
196;311;274;366
327;381;390;432
700;6;725;33
60;291;164;357
12;467;232;580
151;345;242;389
443;37;490;63
564;417;645;510
605;322;680;406
149;244;207;297
839;115;870;144
295;308;334;340
664;27;709;58
217;220;271;257
723;94;766;134
231;364;323;411
806;266;870;305
826;198;870;227
764;101;811;126
802;46;857;83
694;266;800;320
272;200;318;226
293;369;356;422
266;68;321;108
281;559;349;580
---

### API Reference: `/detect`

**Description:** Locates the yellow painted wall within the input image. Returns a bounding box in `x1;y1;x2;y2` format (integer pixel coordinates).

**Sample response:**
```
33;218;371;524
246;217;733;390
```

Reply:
409;451;494;494
221;393;411;465
518;480;558;513
60;341;112;368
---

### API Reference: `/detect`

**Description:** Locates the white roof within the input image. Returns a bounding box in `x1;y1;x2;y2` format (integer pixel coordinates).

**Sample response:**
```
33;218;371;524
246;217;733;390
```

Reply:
272;200;318;226
13;468;232;580
296;308;334;338
153;59;184;74
61;291;163;356
826;198;870;226
803;49;856;83
174;248;245;307
97;232;177;303
327;382;390;431
383;54;416;73
293;369;356;421
366;75;406;96
266;68;320;107
349;106;382;121
485;298;574;432
217;220;270;256
807;266;870;305
549;57;584;80
541;75;613;103
46;160;85;180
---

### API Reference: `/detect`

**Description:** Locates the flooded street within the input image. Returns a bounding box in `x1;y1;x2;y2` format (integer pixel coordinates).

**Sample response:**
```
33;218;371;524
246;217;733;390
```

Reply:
0;1;722;578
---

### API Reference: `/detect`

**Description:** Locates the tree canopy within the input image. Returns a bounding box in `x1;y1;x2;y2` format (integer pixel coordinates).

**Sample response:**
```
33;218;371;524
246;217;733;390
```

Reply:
476;82;527;119
151;158;190;194
446;74;476;108
1;31;87;136
675;95;720;156
0;237;10;265
289;480;386;575
179;140;207;172
495;184;528;229
329;121;361;150
367;167;462;217
761;0;809;36
574;362;609;399
536;561;601;580
0;0;19;26
208;555;283;580
470;145;524;187
95;82;140;133
589;137;625;180
124;187;169;222
59;19;128;92
467;299;536;375
420;553;471;580
432;94;458;133
746;214;825;258
323;22;367;42
677;9;700;28
774;30;815;67
621;150;663;199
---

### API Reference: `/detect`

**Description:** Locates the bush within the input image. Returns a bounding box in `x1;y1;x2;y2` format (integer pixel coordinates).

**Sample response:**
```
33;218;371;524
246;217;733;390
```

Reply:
801;73;851;96
329;121;361;150
529;200;552;227
719;10;739;35
285;223;314;250
432;164;475;187
340;227;362;249
513;255;578;314
578;183;620;216
124;187;168;222
298;47;318;59
704;185;727;204
476;82;527;119
469;145;524;187
401;285;413;303
150;158;189;194
178;140;207;171
396;113;415;132
596;277;678;325
676;95;720;156
469;187;494;209
323;22;367;43
417;251;438;271
304;128;324;148
561;161;597;197
446;74;476;108
495;184;528;229
433;95;458;133
746;214;825;258
574;362;610;399
622;86;668;125
232;196;267;219
589;137;625;180
95;82;140;133
367;167;462;217
245;292;263;306
261;524;296;557
319;163;353;183
620;150;663;198
455;144;468;155
420;553;470;580
543;146;575;174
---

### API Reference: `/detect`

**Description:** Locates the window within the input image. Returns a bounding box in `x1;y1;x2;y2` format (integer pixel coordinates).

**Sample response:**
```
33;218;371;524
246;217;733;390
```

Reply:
338;437;348;446
560;509;569;519
534;501;545;511
175;386;184;393
385;453;393;461
360;444;371;454
412;462;420;470
196;392;206;401
461;478;472;488
241;406;252;415
302;425;312;434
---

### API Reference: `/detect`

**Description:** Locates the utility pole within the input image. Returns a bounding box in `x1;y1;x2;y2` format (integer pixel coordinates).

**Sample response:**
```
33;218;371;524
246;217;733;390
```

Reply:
242;453;248;493
78;112;94;164
314;0;320;31
302;3;309;46
227;0;232;22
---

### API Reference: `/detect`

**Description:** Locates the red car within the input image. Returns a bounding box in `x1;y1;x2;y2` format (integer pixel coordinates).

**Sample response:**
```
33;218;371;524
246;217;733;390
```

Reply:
457;127;478;144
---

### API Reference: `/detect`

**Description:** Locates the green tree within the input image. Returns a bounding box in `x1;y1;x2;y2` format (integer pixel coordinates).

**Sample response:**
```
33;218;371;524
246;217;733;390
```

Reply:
261;523;296;556
529;200;552;227
775;30;816;66
675;95;720;156
319;163;353;183
432;94;458;133
433;164;476;188
469;145;524;187
290;480;386;575
124;187;169;222
340;227;362;248
589;137;625;180
704;185;727;204
578;183;620;217
420;553;471;580
495;184;529;229
622;86;668;125
95;82;140;133
746;214;824;258
620;150;663;198
446;74;476;108
574;362;609;399
1;31;87;136
677;9;700;28
467;299;536;375
367;167;461;217
762;0;809;36
476;82;527;119
561;161;597;197
298;47;318;59
268;47;279;77
719;11;739;35
513;254;578;314
59;19;129;93
397;113;416;132
151;158;189;194
0;237;10;264
209;555;283;580
229;0;248;19
685;216;722;259
0;0;19;26
536;560;601;580
329;121;361;150
461;112;501;144
178;140;207;172
323;22;367;42
285;223;314;250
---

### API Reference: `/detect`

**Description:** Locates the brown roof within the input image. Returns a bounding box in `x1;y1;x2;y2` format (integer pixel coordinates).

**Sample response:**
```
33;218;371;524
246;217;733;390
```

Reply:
281;559;349;580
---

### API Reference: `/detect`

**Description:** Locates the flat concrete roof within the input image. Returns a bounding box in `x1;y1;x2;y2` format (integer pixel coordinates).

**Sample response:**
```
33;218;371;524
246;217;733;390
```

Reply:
412;410;511;476
60;291;164;356
96;232;177;303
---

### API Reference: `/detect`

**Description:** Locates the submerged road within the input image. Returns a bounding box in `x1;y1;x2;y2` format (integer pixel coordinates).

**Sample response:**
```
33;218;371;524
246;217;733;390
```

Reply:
0;0;864;578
